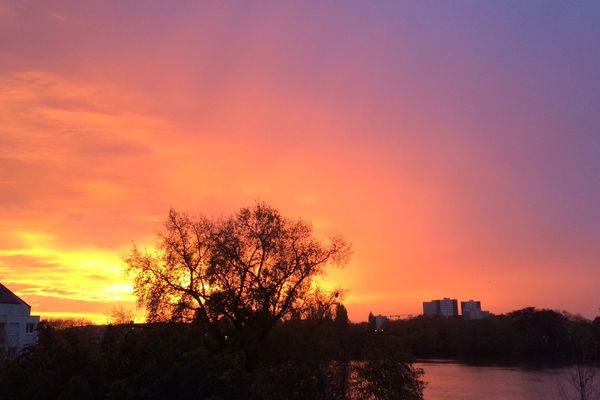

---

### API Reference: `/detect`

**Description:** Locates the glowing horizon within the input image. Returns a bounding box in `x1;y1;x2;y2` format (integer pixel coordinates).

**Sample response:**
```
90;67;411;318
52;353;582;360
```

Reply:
2;2;600;323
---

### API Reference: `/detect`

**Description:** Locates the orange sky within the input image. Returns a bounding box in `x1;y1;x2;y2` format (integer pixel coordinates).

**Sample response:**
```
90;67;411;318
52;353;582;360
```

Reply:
1;2;600;323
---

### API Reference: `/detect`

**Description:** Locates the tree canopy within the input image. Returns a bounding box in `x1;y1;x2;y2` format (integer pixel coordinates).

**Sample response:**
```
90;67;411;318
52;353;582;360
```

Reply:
125;203;350;341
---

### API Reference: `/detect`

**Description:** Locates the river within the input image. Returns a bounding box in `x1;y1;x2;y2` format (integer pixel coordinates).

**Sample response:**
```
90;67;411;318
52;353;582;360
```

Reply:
417;361;595;400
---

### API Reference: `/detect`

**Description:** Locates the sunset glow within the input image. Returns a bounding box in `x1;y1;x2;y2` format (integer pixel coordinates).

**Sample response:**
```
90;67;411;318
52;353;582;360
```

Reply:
1;2;600;323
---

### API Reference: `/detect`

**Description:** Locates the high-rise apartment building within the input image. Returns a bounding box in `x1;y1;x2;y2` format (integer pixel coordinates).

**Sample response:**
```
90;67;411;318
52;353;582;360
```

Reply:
460;300;491;319
422;298;459;318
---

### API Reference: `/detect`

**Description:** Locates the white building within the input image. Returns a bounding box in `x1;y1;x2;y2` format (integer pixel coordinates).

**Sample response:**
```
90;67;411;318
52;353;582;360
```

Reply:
461;300;491;320
461;300;481;319
373;315;388;330
423;298;459;318
438;298;459;318
423;301;438;316
0;283;40;357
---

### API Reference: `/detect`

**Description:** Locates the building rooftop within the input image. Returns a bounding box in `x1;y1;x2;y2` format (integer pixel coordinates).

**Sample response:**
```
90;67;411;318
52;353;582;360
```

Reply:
0;283;30;307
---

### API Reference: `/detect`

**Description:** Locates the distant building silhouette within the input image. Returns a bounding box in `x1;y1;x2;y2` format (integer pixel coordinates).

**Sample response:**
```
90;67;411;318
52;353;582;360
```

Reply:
461;300;481;319
423;298;459;318
373;314;388;330
0;283;40;357
461;300;491;319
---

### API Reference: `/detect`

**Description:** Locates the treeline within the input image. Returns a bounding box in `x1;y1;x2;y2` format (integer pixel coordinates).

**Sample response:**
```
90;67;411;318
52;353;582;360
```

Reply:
1;307;597;399
381;307;600;365
0;316;424;400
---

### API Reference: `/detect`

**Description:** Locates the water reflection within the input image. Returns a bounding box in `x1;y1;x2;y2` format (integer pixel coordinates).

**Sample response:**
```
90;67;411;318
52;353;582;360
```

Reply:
417;362;591;400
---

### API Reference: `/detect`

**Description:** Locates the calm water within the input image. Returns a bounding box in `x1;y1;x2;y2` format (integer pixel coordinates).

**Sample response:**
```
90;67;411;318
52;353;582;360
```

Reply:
417;361;591;400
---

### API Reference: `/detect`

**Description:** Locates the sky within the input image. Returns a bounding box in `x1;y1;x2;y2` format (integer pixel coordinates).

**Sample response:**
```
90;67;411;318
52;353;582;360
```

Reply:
1;1;600;323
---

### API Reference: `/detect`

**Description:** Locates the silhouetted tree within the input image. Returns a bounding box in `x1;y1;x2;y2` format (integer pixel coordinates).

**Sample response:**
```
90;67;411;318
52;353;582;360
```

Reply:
506;307;571;362
559;364;600;400
43;319;93;330
304;289;342;321
354;333;425;400
335;304;349;325
108;306;135;325
125;203;350;345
